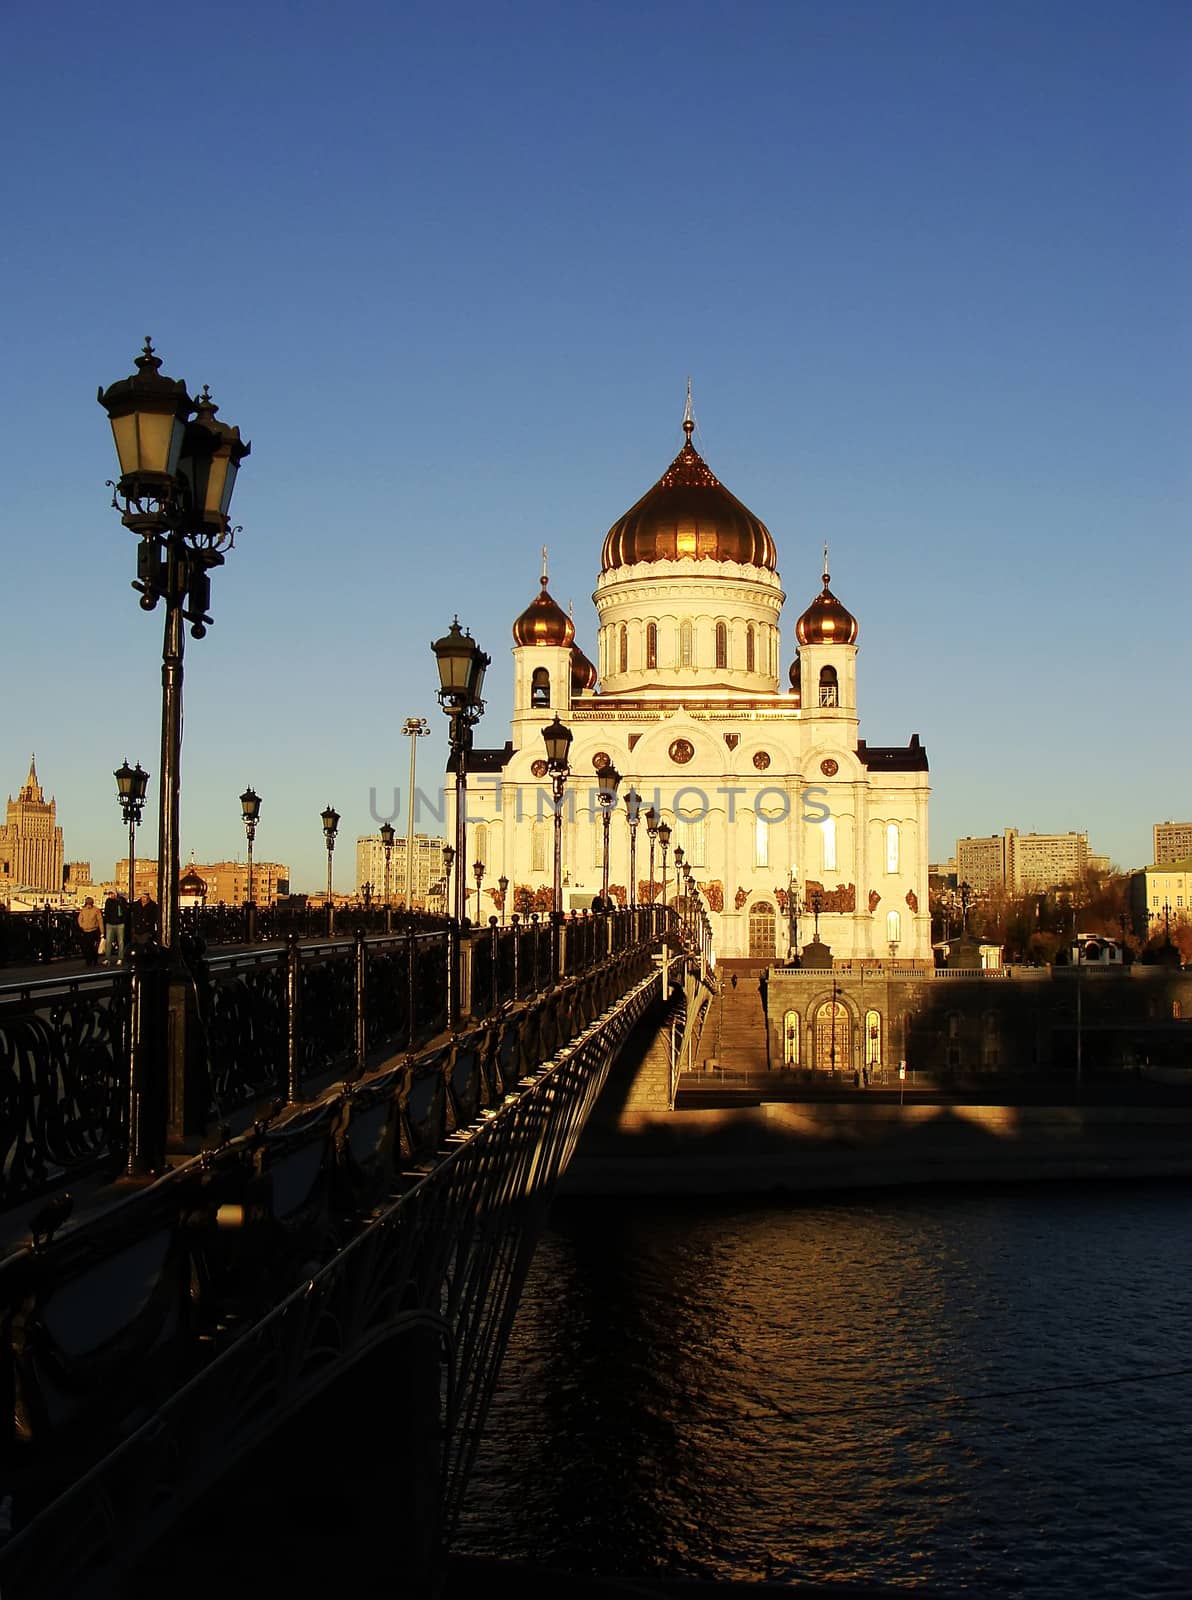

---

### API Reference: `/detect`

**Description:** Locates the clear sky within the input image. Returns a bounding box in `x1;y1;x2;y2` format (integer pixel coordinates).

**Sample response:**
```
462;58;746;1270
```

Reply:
3;1;1188;891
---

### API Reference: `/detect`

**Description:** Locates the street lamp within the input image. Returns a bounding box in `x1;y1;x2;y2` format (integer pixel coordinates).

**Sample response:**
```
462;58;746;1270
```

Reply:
99;341;249;954
498;874;509;926
473;859;485;925
380;820;395;929
596;762;621;902
401;717;430;908
623;787;641;909
432;620;489;929
321;804;339;936
442;845;456;919
240;786;261;942
645;806;658;904
542;716;573;919
657;819;672;915
960;880;972;933
114;759;150;941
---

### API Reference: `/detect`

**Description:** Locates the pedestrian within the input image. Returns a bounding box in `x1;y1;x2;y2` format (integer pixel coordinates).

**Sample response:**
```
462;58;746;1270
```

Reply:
131;891;159;950
102;891;127;965
730;973;738;990
77;896;103;967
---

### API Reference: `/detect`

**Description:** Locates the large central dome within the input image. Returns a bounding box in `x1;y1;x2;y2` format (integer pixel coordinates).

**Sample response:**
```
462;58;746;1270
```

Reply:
601;418;777;573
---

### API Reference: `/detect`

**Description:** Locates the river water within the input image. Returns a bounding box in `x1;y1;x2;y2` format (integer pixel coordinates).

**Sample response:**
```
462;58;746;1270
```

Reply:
455;1181;1192;1597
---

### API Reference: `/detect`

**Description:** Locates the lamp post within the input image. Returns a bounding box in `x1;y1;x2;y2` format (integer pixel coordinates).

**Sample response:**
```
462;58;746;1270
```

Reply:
432;620;489;929
498;874;509;927
644;806;658;905
673;844;685;925
240;786;261;942
114;759;149;947
811;890;823;943
401;717;430;908
473;859;485;925
380;820;395;931
99;341;249;955
322;805;339;936
657;820;672;917
960;880;972;934
542;716;573;921
442;845;456;921
596;762;621;902
623;788;641;910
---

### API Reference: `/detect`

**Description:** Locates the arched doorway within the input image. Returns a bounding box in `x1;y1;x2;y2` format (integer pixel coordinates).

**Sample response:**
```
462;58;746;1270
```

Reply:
814;999;852;1073
748;900;776;958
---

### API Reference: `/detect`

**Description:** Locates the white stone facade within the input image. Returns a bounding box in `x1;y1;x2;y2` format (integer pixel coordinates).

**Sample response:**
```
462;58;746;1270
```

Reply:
451;424;932;964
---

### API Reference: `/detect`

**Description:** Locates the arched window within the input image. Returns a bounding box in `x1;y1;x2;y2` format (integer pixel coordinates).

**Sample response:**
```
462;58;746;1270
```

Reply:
783;1010;800;1067
531;824;547;874
865;1010;882;1068
746;623;756;673
819;665;839;707
754;813;770;868
715;621;728;669
983;1011;1000;1068
531;667;550;708
886;823;899;874
886;909;901;946
680;619;693;668
822;817;836;873
618;625;628;674
646;621;657;670
475;824;489;867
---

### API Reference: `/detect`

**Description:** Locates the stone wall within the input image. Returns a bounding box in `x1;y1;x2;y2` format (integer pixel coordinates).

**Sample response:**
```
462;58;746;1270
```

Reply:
765;965;1192;1082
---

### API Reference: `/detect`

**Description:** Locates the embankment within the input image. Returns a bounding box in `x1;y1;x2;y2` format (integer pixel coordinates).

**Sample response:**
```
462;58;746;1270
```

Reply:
560;1101;1192;1196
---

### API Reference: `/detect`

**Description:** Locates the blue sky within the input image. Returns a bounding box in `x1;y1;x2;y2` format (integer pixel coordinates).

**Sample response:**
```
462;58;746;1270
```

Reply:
3;1;1188;890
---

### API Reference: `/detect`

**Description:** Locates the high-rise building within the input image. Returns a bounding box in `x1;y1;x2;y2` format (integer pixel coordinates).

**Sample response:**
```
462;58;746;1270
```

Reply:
356;834;446;907
1154;821;1192;865
955;828;1093;896
1005;829;1089;895
451;409;933;962
1;756;65;895
956;836;1004;895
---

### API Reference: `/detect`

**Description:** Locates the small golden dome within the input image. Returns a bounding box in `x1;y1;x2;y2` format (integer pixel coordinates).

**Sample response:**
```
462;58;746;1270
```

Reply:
512;569;575;648
601;415;777;573
796;554;858;646
571;642;598;694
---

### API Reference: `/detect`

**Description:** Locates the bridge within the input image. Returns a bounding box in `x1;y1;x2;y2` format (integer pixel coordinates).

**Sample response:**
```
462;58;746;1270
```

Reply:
0;908;714;1599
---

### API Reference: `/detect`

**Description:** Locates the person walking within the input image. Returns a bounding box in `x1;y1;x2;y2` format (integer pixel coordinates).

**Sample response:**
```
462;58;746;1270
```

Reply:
102;891;127;965
77;896;104;967
131;891;159;951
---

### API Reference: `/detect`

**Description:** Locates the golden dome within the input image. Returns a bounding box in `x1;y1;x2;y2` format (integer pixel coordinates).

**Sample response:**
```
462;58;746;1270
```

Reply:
796;554;858;646
571;642;598;694
601;416;777;573
512;567;575;648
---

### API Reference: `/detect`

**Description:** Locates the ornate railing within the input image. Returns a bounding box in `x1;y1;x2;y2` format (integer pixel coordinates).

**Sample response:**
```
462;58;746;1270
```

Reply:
0;909;672;1213
0;933;676;1600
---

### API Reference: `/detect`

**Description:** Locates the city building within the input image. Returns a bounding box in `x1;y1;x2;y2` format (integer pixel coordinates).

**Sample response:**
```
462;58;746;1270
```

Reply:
1132;860;1192;934
114;858;290;904
452;410;932;962
955;828;1093;896
1;756;65;896
955;836;1004;896
1154;821;1192;865
356;834;446;906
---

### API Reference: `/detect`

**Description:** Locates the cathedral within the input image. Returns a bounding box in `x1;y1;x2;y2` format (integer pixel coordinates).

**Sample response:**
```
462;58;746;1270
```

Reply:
457;409;931;965
1;757;65;897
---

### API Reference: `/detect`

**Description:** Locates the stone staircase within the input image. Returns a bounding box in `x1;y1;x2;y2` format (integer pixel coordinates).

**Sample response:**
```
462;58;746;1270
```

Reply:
700;960;771;1074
